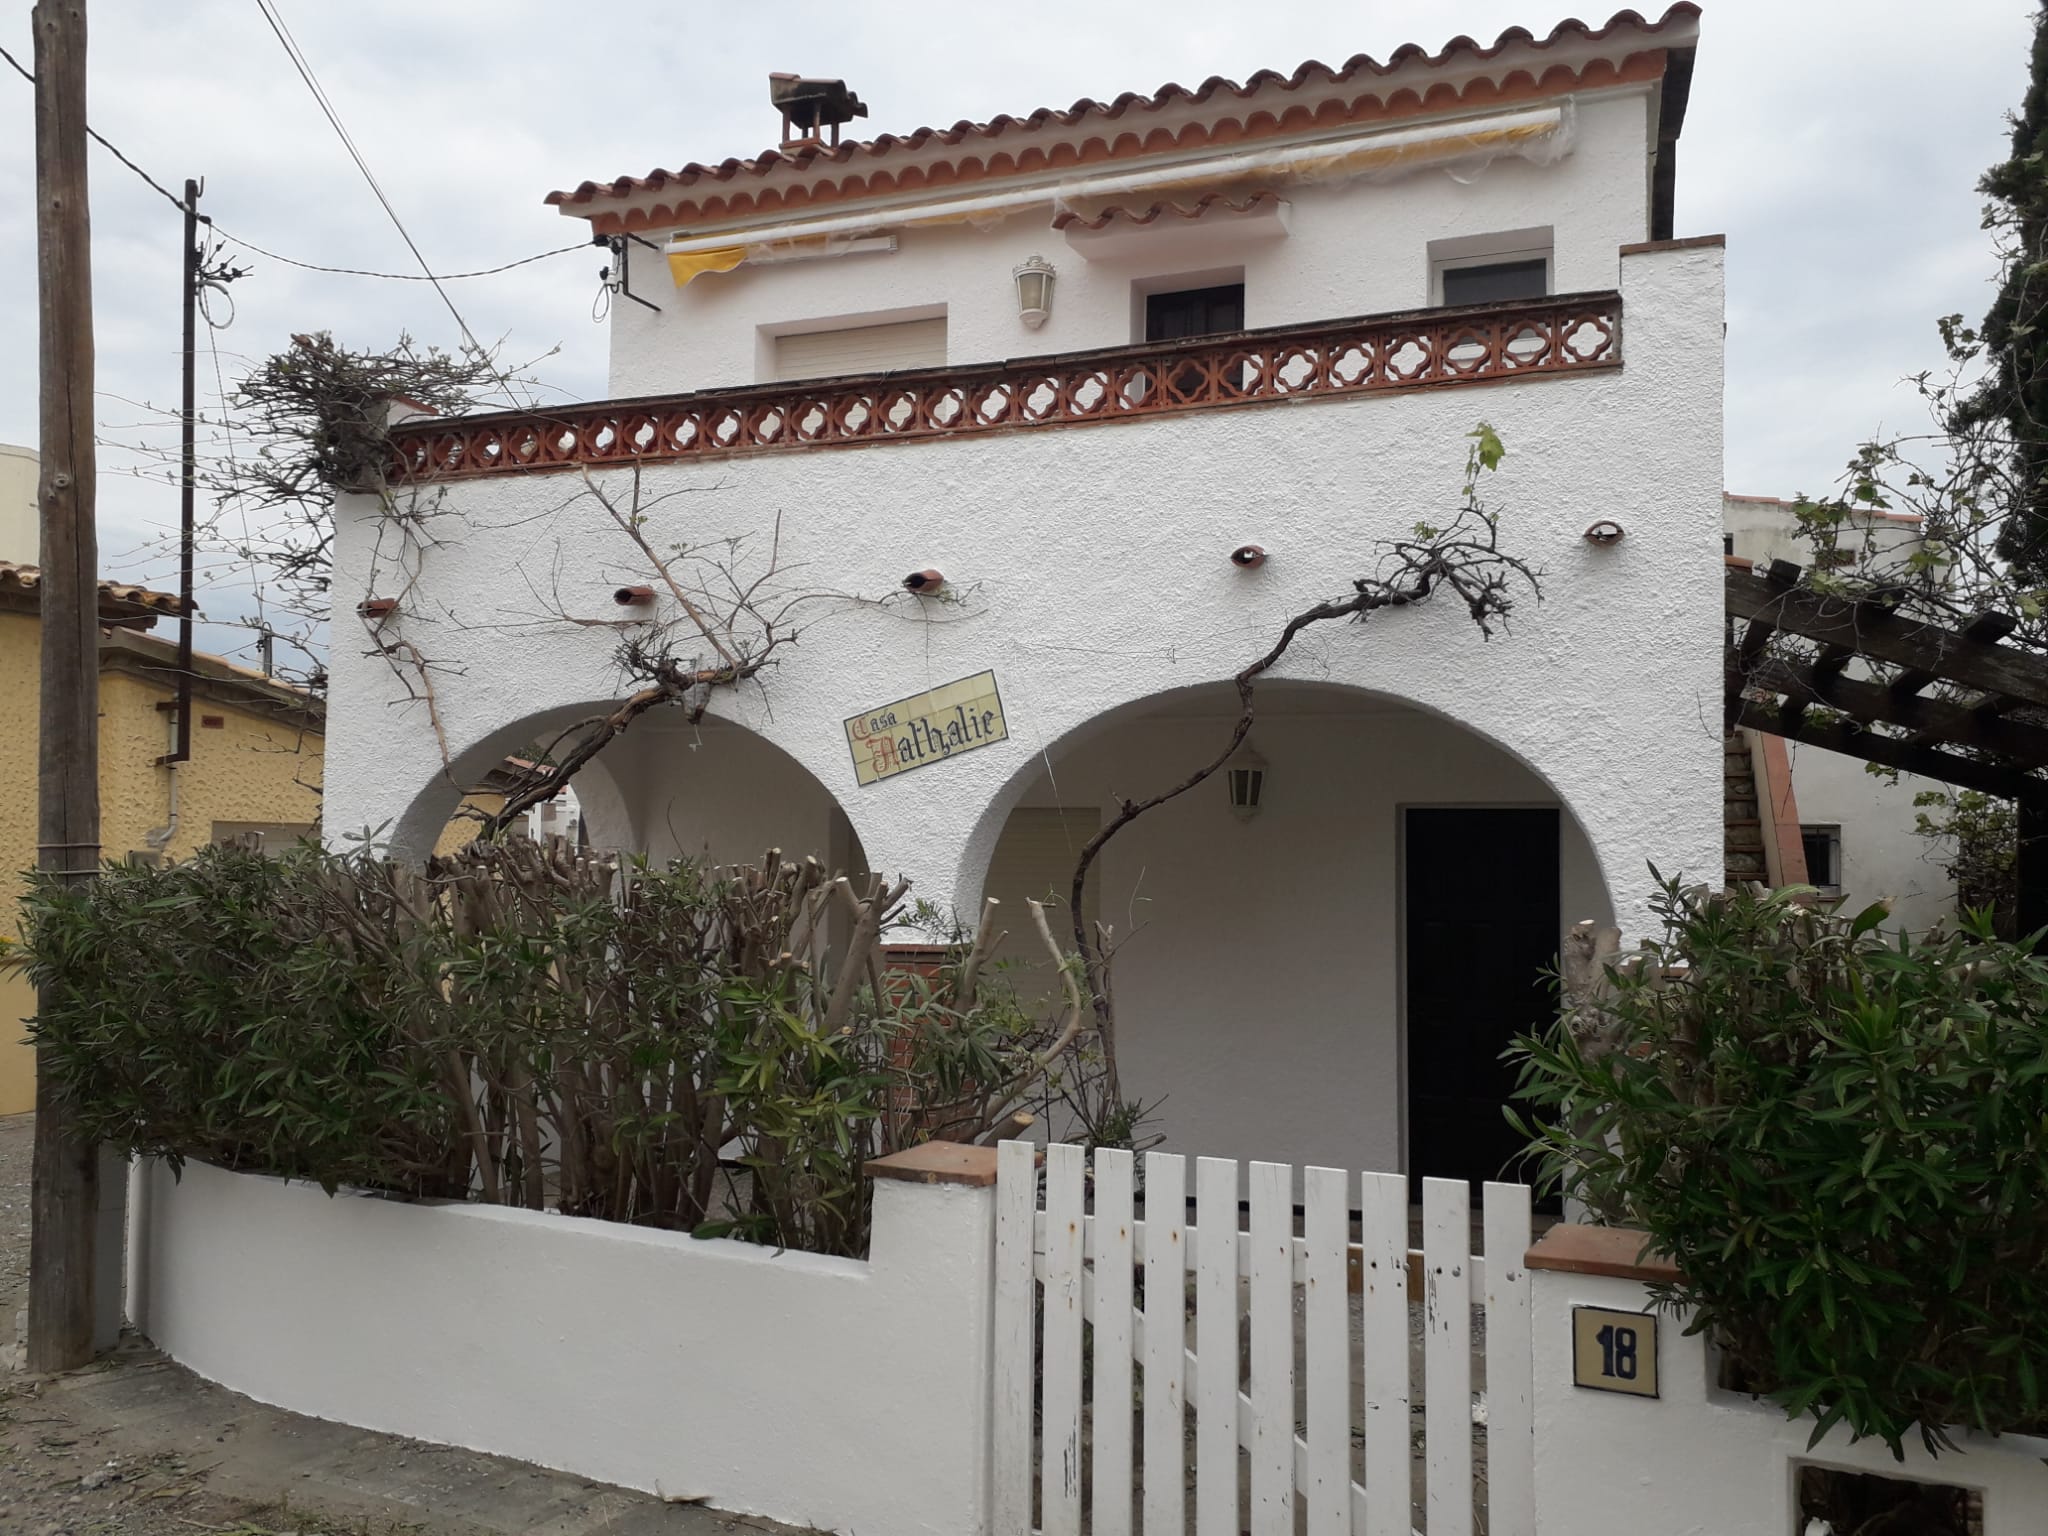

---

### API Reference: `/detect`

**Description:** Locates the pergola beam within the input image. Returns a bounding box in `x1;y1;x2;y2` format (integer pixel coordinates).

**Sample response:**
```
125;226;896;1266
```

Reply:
1729;651;2048;767
1726;568;2048;710
1727;697;2046;804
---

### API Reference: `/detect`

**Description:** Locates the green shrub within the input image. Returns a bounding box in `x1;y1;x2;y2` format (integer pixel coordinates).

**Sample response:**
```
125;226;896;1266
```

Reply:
1511;878;2048;1456
24;838;1059;1256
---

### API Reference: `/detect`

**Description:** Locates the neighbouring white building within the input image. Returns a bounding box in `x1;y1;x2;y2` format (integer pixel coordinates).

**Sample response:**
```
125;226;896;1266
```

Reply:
327;4;1723;1184
1724;492;1959;931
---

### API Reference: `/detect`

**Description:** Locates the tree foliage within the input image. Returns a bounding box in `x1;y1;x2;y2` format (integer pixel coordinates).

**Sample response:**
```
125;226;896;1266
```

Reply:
24;838;1080;1256
1961;7;2048;585
1512;879;2048;1456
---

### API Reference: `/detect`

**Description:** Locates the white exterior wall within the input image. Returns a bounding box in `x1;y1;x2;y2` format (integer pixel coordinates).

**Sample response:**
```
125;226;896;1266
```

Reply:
606;92;1653;398
1004;699;1610;1174
569;696;1610;1177
0;442;37;565
1723;493;1958;930
138;1159;997;1536
328;242;1724;943
1777;743;1957;931
1532;1268;2048;1536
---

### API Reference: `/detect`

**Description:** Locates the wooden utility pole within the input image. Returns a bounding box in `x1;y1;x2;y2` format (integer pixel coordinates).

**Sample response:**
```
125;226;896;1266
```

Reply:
28;0;100;1374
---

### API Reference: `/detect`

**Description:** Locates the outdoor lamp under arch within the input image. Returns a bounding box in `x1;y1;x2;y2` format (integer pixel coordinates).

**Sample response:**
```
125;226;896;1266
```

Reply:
1013;255;1056;330
1226;742;1267;821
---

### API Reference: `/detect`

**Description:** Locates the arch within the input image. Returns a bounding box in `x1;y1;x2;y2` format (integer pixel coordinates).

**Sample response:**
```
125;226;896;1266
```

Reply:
387;698;872;876
957;676;1616;1178
956;676;1616;929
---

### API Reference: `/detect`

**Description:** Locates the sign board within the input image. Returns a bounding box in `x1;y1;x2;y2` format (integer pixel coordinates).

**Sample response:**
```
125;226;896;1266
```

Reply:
845;671;1008;786
1572;1306;1659;1397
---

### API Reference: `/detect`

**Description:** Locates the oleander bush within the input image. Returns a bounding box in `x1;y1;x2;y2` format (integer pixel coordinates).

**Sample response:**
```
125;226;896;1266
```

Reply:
1511;877;2048;1456
23;837;1075;1257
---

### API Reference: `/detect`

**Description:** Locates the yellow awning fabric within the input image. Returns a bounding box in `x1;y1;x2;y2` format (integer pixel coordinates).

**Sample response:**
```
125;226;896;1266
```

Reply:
666;245;747;287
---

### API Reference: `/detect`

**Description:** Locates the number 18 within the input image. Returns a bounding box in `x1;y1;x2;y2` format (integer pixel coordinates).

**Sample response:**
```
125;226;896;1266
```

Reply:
1596;1323;1639;1380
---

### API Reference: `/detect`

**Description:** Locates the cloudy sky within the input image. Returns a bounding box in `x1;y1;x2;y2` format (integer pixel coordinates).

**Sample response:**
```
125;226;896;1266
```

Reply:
0;0;2034;668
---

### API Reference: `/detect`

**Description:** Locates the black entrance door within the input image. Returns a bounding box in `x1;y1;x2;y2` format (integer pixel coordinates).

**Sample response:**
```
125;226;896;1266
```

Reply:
1404;808;1560;1194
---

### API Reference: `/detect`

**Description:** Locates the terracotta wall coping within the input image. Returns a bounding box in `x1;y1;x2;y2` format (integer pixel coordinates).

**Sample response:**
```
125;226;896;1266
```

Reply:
1525;1223;1681;1283
1619;232;1726;256
866;1141;999;1188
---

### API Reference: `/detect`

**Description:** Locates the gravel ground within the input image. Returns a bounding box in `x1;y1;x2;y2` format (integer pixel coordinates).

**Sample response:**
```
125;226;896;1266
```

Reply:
0;1114;339;1536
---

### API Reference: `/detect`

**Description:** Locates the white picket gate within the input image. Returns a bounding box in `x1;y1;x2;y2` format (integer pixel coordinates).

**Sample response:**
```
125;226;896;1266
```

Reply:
993;1141;1535;1536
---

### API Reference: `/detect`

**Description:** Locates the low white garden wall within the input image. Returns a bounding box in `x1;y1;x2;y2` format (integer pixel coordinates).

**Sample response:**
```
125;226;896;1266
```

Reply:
1530;1240;2048;1536
134;1153;997;1536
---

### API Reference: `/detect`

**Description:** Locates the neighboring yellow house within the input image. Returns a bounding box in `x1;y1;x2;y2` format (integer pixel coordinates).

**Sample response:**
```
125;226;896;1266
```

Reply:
0;444;540;1112
0;557;326;1114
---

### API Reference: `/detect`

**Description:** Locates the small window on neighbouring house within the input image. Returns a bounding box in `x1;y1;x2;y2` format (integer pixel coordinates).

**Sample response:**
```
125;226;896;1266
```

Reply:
1723;533;1735;557
1144;283;1246;343
1801;825;1842;891
1440;257;1548;307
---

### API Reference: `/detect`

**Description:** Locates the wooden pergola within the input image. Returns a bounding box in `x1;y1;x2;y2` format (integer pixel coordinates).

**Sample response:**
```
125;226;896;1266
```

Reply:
1724;560;2048;929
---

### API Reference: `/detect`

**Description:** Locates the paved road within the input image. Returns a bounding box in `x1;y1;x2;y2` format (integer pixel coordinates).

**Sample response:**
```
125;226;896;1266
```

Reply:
0;1114;804;1536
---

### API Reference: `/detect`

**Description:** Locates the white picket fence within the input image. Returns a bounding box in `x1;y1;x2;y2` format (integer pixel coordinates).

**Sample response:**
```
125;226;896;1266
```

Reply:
993;1141;1534;1536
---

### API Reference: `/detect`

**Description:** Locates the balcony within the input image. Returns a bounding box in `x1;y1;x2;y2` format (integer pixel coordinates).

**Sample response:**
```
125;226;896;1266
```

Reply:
386;291;1622;485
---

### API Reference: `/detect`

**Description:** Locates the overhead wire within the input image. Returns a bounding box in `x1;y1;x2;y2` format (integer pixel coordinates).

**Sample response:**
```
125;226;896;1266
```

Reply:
0;37;586;286
0;41;188;216
248;0;529;405
197;235;268;636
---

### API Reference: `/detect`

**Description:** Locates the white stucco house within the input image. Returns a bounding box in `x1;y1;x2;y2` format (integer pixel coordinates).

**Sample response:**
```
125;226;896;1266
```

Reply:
326;4;1723;1185
1723;492;1959;931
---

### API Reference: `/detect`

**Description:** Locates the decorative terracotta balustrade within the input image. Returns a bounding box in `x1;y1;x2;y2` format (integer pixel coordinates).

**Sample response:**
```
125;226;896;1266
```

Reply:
387;291;1621;484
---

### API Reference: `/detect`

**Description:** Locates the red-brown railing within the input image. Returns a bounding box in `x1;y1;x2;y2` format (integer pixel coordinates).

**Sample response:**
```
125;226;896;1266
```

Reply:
387;291;1621;484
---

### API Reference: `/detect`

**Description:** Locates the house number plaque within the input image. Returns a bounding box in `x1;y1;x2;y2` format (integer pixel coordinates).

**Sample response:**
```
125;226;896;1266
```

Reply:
1571;1305;1659;1397
845;670;1009;786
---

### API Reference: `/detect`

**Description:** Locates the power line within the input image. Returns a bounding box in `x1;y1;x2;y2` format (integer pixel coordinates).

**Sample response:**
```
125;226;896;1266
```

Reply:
1;38;586;286
208;229;589;282
0;40;187;215
249;0;524;404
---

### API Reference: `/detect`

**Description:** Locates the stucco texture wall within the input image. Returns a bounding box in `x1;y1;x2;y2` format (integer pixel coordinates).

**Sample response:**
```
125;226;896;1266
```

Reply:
0;619;323;1114
1003;693;1611;1174
1532;1268;2048;1535
607;92;1653;398
330;246;1725;950
140;1158;997;1536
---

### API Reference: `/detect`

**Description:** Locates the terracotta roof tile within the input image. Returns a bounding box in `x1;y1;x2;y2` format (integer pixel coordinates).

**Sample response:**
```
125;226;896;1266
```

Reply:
0;560;188;620
1051;190;1283;233
547;5;1701;235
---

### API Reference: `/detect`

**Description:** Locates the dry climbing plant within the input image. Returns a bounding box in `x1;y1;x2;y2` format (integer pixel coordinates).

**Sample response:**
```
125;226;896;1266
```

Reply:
1060;425;1542;1139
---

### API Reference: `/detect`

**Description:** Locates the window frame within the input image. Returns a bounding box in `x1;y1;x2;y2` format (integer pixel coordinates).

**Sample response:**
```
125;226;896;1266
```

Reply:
1427;227;1556;308
1800;824;1843;894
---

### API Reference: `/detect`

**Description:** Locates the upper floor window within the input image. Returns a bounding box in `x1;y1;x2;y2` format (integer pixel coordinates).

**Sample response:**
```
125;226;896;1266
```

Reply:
1144;283;1245;342
1440;258;1548;307
1429;228;1553;309
767;313;946;383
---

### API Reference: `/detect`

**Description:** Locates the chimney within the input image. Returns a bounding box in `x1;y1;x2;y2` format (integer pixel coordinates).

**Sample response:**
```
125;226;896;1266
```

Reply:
769;73;868;151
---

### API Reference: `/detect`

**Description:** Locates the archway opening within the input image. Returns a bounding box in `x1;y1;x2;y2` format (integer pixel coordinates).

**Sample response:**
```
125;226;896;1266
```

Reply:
976;681;1611;1183
396;706;868;878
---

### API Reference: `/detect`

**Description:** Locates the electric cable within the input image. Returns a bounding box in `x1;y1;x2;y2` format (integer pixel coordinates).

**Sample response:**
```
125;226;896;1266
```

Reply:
1;39;585;287
248;0;525;405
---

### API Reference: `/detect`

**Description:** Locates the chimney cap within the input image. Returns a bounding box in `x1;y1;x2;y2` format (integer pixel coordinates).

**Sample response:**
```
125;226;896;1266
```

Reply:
769;74;868;147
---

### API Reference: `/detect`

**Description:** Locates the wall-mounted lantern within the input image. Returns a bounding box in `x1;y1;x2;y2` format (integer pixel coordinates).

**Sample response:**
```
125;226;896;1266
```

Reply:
1583;520;1626;546
1226;741;1267;822
356;597;398;618
903;569;945;595
614;584;656;606
1231;544;1268;569
1013;255;1056;330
